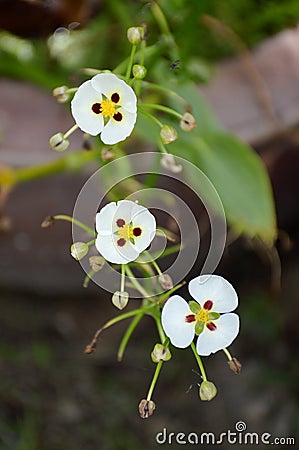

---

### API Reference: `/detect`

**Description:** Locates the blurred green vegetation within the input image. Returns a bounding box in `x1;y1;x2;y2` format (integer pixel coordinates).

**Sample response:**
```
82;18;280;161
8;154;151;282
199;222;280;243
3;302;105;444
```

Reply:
0;0;298;89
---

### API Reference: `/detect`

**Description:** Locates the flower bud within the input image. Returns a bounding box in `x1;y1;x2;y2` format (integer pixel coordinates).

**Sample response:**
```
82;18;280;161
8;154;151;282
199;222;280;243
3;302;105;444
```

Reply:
160;125;178;144
228;357;242;374
127;27;144;44
180;112;196;131
52;85;69;103
89;256;105;272
70;242;89;260
41;215;55;228
101;147;115;162
138;399;156;419
158;273;173;290
199;381;217;401
112;291;129;310
151;343;171;363
132;64;147;79
160;154;182;173
49;132;69;152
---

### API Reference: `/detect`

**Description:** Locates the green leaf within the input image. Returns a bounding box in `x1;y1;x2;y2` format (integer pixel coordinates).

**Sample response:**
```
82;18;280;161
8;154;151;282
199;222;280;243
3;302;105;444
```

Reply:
171;130;277;244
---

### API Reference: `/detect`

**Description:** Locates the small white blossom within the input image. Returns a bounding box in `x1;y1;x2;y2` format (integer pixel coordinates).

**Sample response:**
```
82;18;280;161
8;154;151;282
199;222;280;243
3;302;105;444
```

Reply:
71;73;137;145
161;275;239;356
95;200;156;264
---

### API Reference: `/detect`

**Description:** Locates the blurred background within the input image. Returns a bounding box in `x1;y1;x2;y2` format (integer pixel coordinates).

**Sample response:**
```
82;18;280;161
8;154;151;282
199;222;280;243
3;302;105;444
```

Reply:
0;1;298;449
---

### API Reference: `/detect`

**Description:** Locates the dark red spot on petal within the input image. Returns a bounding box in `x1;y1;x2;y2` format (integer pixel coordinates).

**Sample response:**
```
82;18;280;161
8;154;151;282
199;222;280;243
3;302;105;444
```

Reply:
116;218;125;227
113;112;123;122
111;92;120;103
185;314;196;323
203;300;213;310
133;227;142;237
92;103;102;114
117;238;126;247
206;322;217;331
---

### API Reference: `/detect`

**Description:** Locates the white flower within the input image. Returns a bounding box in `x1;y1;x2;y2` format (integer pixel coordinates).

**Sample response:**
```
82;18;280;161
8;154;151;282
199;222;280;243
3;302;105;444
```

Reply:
161;275;239;356
95;200;156;264
71;73;137;145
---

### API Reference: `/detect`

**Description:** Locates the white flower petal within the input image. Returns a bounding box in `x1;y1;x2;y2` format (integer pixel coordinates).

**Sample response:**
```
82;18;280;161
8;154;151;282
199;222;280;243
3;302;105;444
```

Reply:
100;108;136;145
95;234;139;264
71;80;104;135
114;200;138;223
161;295;195;348
91;73;137;113
189;275;238;313
196;313;240;356
96;202;117;235
131;209;156;252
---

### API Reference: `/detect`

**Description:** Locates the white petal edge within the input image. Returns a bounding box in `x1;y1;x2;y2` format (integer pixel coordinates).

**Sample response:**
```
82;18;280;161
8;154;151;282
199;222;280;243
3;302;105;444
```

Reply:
196;313;240;356
71;80;104;136
91;73;137;113
100;107;136;145
189;274;238;313
96;202;117;235
161;295;195;348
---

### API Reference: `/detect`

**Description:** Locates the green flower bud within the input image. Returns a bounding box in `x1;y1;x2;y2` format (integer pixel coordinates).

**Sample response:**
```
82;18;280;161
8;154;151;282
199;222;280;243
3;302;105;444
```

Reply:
127;27;144;45
112;291;129;310
52;85;69;103
199;380;217;401
160;125;178;144
138;399;156;419
89;256;105;272
151;343;171;363
180;112;196;131
49;132;69;152
70;242;89;260
132;64;147;79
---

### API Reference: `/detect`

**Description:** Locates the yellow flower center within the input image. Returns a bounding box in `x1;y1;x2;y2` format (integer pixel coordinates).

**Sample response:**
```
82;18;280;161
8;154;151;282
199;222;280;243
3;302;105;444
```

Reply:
100;99;117;118
117;224;134;240
195;308;210;324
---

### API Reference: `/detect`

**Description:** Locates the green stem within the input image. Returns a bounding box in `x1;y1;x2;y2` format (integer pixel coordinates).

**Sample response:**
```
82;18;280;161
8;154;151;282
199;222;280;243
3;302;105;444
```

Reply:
139;103;183;120
83;269;95;288
150;1;180;61
155;317;166;343
14;148;102;184
191;342;207;382
54;215;96;235
121;264;125;292
141;81;188;105
139;109;164;128
126;45;137;82
222;347;233;361
151;1;172;37
156;281;186;305
125;265;151;298
146;360;163;401
117;311;144;361
135;39;147;97
64;124;79;139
